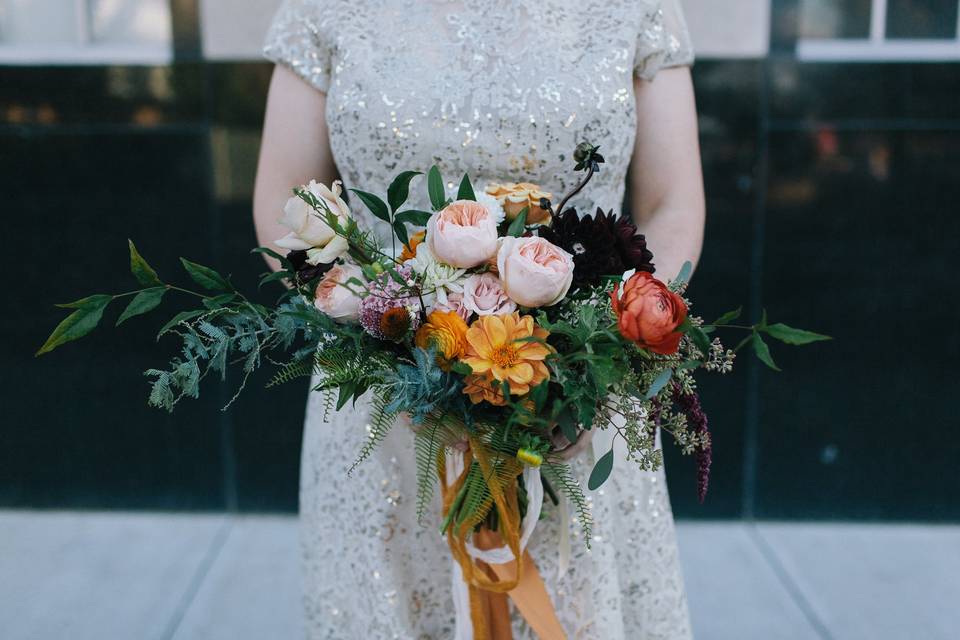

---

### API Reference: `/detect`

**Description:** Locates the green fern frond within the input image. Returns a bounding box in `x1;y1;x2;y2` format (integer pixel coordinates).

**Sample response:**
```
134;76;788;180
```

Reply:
267;357;318;388
542;461;594;547
347;388;398;475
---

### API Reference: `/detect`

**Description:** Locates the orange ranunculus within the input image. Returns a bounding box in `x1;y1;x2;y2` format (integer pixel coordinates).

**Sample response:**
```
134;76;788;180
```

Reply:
462;312;551;404
414;310;469;367
611;271;688;355
400;230;425;262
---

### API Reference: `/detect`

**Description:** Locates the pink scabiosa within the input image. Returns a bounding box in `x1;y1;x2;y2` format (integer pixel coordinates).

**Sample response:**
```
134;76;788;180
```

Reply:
358;264;423;341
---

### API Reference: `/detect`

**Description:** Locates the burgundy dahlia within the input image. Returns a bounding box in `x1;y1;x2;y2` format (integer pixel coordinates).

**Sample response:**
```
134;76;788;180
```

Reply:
539;207;655;288
286;249;334;283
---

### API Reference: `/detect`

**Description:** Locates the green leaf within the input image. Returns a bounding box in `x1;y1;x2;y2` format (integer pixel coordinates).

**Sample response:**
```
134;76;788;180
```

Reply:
450;362;473;375
427;166;446;211
762;323;832;345
116;287;166;326
202;292;238;309
37;295;112;355
457;174;476;201
506;207;529;237
688;324;712;356
678;360;701;371
349;189;391;223
557;405;579;443
258;271;291;288
673;261;693;287
393;220;410;247
713;306;742;326
251;246;292;270
752;332;781;371
157;309;207;337
646;368;673;399
530;380;549;413
56;294;115;310
128;239;162;287
387;170;422;212
588;447;614;490
394;210;433;226
180;258;231;291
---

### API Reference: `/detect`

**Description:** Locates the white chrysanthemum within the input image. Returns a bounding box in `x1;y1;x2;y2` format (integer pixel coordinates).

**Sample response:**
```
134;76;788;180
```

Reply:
404;243;467;306
475;191;506;225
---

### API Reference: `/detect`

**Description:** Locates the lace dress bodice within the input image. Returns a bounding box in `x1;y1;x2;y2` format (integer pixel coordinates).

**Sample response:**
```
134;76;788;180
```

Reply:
265;2;695;638
265;0;693;245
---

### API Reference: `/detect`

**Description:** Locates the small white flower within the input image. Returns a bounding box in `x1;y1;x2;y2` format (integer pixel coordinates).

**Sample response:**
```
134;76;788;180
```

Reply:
617;269;637;301
475;191;506;225
405;243;467;306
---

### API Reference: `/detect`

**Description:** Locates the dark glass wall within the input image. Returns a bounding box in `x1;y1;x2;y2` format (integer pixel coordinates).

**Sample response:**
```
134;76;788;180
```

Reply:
2;2;958;518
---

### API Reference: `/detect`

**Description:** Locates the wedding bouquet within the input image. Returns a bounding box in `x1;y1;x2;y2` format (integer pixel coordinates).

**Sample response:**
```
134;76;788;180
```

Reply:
39;142;826;637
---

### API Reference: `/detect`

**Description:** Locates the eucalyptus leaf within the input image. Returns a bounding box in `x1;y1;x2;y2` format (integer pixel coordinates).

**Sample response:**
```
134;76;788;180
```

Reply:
752;332;781;371
588;447;614;490
506;207;529;237
387;170;422;212
37;295;112;355
762;323;831;345
128;239;162;287
116;287;166;326
180;258;231;291
350;189;391;223
457;174;476;201
645;368;673;399
427;166;446;210
673;261;693;287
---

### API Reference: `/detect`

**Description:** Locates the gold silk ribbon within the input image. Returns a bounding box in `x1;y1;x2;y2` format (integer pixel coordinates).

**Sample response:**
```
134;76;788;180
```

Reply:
439;440;567;640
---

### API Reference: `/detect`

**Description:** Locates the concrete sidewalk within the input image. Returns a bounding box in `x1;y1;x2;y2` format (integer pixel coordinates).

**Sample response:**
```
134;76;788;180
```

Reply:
0;512;956;640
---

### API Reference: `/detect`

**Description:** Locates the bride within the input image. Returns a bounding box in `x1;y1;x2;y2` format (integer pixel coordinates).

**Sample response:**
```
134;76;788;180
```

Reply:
253;0;705;637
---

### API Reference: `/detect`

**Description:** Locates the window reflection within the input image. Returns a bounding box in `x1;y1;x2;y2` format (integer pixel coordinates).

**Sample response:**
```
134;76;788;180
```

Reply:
800;0;873;39
886;0;959;39
90;0;171;46
0;0;78;44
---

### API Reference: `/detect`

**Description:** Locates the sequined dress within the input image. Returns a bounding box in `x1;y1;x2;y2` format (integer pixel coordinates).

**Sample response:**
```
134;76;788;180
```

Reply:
264;1;695;637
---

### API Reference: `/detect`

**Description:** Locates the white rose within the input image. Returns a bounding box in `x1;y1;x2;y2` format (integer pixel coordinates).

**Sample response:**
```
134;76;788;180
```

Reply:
276;180;351;265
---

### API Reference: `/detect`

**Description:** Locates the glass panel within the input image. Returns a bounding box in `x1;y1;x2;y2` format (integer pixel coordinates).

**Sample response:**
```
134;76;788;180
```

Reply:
90;0;171;46
886;0;959;39
0;0;79;44
800;0;873;39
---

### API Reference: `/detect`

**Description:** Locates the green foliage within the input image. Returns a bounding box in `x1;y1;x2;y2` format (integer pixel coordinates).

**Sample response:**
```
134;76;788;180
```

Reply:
382;348;465;423
128;240;162;287
762;323;831;345
542;462;593;546
457;174;476;201
506;207;528;237
427;166;446;211
180;258;231;291
387;170;422;212
116;287;166;326
751;332;780;371
36;294;113;355
348;388;399;474
588;446;614;490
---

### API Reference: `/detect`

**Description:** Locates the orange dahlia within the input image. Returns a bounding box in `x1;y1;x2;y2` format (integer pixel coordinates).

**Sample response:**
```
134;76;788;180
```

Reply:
462;312;551;404
414;310;469;368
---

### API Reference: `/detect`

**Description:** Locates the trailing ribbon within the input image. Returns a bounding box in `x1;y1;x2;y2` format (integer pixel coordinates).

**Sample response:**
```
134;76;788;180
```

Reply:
440;441;566;640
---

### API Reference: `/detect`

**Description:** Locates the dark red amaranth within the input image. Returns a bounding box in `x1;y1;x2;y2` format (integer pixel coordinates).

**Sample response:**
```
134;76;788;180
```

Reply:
672;383;712;503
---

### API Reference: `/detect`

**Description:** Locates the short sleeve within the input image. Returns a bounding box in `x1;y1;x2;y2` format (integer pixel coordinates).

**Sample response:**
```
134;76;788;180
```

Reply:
634;0;695;81
263;0;333;93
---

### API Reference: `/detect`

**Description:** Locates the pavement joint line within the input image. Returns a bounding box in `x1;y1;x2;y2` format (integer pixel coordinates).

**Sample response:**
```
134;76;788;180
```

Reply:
747;524;835;640
159;516;235;640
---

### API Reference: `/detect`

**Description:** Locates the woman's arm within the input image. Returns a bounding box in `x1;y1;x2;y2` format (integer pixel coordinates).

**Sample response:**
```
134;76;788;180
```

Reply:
629;67;705;281
253;66;338;271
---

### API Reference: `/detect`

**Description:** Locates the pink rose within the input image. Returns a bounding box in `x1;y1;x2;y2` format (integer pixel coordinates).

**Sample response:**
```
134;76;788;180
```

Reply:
426;200;499;268
461;273;517;316
314;263;364;323
431;291;473;322
496;236;574;308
